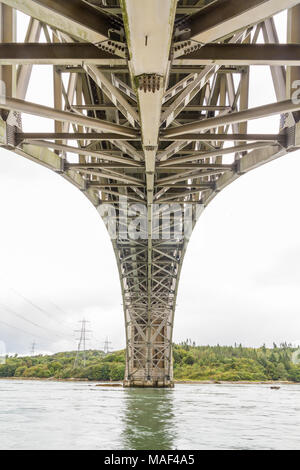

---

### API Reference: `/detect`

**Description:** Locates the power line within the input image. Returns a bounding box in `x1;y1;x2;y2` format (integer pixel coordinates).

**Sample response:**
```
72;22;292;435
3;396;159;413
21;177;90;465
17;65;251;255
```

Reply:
0;301;66;340
1;279;74;338
0;318;49;345
47;300;68;316
73;319;91;369
46;300;74;330
2;286;86;346
10;287;54;321
8;288;74;340
43;304;77;339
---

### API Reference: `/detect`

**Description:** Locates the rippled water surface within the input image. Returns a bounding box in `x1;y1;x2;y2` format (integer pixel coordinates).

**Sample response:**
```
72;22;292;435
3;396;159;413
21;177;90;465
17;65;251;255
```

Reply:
0;380;299;449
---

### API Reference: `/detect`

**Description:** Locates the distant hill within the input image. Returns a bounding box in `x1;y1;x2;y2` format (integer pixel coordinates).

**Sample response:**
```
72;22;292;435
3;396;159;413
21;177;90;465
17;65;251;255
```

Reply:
0;342;300;382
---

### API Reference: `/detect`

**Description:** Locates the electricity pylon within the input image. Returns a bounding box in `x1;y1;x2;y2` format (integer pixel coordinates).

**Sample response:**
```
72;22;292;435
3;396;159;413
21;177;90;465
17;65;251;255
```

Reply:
30;341;36;356
73;319;91;369
103;337;112;355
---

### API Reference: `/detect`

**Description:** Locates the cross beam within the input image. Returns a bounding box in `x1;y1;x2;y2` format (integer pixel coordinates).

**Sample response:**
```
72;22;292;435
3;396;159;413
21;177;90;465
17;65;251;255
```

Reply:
0;43;125;65
2;97;137;137
4;43;300;67
174;43;300;66
162;100;300;138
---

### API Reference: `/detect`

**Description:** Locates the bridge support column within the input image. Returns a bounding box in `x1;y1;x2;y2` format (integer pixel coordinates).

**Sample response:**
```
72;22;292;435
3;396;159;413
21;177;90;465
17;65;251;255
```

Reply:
123;310;174;387
121;0;177;388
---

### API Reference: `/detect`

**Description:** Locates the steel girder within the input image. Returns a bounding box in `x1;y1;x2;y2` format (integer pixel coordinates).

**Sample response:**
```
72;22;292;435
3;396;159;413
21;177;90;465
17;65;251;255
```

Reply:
188;0;300;43
6;43;300;67
0;0;112;43
1;0;300;387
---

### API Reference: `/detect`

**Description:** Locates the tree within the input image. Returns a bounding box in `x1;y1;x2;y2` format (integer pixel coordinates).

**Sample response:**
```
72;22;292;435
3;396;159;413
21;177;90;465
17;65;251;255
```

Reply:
110;364;125;381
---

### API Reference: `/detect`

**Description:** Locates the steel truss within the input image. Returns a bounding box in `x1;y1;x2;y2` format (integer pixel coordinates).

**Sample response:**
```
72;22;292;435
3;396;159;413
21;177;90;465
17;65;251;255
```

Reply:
1;0;300;386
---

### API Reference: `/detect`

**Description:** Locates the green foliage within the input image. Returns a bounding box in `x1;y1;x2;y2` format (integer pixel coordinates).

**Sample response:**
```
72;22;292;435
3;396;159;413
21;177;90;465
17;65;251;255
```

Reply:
172;341;300;382
110;364;125;381
23;365;52;379
0;343;299;382
85;364;110;381
15;366;26;377
0;349;126;382
0;363;17;377
288;364;300;382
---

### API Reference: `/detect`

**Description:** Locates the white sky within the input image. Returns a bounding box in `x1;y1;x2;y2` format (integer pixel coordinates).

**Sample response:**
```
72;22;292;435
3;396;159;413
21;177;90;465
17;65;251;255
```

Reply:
1;11;300;355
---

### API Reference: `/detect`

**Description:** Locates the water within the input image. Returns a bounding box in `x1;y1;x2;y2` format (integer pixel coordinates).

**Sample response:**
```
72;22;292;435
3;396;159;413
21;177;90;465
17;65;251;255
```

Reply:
0;380;299;450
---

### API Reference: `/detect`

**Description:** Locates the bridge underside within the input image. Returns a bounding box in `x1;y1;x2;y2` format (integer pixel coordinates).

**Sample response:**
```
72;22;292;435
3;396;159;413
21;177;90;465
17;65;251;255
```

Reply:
1;0;300;386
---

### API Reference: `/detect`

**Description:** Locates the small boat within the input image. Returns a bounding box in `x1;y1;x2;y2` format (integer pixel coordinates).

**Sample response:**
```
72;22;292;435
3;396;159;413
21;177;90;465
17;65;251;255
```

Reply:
270;386;280;390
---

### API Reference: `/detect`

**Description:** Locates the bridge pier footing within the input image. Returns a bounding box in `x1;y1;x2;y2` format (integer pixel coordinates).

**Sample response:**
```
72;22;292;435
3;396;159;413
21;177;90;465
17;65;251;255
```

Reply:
123;379;174;388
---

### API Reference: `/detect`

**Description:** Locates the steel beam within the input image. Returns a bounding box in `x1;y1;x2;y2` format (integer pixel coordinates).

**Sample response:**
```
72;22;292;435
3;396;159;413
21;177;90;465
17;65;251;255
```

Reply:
188;0;300;44
25;140;141;166
173;44;300;66
162;100;300;138
83;64;139;127
159;142;276;166
262;18;286;101
72;104;228;112
17;133;140;142
1;97;138;137
162;30;247;128
87;4;213;15
16;19;41;100
160;133;283;142
0;43;126;66
66;162;142;169
0;0;111;43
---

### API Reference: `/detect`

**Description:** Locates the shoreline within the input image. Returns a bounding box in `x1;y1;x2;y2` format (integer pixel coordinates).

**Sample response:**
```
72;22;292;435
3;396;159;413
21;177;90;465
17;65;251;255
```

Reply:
0;377;299;385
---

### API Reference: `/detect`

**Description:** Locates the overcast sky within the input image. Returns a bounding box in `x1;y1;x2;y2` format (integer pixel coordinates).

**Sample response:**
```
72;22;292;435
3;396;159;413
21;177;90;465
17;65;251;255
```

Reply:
1;11;300;355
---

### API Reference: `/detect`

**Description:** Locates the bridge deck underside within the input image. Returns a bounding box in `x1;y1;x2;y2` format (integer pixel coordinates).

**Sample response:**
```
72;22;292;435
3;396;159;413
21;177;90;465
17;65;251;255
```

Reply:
0;0;300;386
